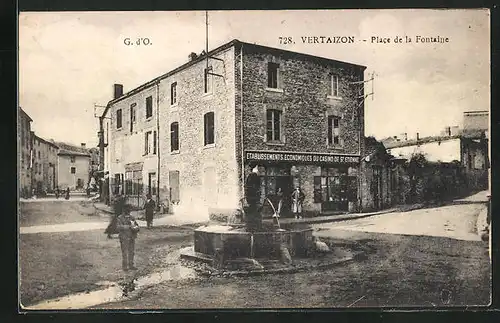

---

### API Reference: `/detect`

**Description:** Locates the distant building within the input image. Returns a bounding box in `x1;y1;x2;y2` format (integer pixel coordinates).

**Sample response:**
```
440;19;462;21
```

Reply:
383;111;489;191
18;107;33;197
56;142;91;190
32;134;59;194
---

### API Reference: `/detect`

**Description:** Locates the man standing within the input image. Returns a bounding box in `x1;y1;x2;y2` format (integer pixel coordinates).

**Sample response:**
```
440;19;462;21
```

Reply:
291;187;305;219
117;204;140;271
144;193;156;229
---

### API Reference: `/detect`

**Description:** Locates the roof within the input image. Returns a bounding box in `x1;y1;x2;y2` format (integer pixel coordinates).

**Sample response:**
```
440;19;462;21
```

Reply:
55;142;90;157
33;134;59;149
102;39;367;116
384;135;462;149
19;107;33;122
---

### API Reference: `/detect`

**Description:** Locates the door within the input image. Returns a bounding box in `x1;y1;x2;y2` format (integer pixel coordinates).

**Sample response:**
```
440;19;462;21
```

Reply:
275;176;293;216
148;172;157;196
169;171;180;204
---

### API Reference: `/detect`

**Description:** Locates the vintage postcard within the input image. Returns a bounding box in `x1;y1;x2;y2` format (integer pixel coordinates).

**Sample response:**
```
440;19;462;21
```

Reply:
18;9;491;310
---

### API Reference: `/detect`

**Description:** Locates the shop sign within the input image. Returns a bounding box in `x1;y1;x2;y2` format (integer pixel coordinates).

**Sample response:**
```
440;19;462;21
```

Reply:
245;151;360;165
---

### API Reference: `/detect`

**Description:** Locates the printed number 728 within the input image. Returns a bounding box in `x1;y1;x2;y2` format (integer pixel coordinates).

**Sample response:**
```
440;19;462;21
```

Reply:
279;37;294;45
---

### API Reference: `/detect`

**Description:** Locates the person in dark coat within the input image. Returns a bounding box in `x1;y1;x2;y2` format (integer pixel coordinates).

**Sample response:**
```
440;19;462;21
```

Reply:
105;194;125;238
144;193;156;228
64;187;70;200
117;204;140;271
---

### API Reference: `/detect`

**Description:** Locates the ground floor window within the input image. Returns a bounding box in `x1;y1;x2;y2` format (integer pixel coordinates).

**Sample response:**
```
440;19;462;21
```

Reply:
313;166;357;212
125;170;143;196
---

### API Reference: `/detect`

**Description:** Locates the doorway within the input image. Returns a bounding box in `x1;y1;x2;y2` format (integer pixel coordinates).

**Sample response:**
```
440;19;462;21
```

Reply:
372;166;383;210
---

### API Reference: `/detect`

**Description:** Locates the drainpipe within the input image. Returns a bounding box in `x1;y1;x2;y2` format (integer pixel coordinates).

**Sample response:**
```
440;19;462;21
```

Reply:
240;44;245;208
156;80;161;211
358;70;363;212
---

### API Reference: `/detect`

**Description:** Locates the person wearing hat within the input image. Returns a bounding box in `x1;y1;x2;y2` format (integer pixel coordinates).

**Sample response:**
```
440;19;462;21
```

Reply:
116;204;140;271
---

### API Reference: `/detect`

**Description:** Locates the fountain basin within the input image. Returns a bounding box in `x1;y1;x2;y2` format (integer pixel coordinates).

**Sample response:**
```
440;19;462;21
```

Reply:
180;223;314;270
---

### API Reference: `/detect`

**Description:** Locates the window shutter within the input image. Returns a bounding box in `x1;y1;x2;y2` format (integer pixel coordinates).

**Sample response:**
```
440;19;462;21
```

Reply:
153;131;157;154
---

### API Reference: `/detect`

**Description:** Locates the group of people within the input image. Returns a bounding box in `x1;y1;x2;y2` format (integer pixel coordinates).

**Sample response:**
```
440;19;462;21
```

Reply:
271;186;306;219
104;193;156;272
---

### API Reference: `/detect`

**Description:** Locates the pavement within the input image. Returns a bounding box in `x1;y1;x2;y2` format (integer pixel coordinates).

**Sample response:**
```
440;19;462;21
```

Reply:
20;190;489;237
314;191;489;242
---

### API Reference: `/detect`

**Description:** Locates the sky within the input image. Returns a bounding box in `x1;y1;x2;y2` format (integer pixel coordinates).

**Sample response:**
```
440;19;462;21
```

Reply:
19;9;490;148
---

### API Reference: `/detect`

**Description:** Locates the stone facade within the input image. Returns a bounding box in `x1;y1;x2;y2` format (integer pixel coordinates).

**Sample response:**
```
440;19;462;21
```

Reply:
18;107;33;197
103;40;368;218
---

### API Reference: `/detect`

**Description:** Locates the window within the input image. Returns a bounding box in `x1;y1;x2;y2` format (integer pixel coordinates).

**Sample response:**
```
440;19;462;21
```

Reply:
204;67;213;93
38;151;40;159
70;156;76;163
169;170;180;203
148;172;157;196
328;115;341;146
170;122;179;151
146;96;153;119
130;103;137;132
267;62;279;88
266;109;282;142
330;75;340;97
116;109;122;129
171;82;177;105
144;130;156;155
204;112;215;145
125;170;143;195
153;130;157;155
144;131;152;155
70;167;76;174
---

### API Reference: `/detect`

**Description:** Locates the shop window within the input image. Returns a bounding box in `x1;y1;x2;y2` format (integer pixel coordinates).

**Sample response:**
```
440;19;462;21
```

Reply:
171;122;179;152
204;67;213;94
116;109;122;129
266;109;282;142
171;82;177;105
130;103;137;132
328;115;341;146
259;165;291;200
146;96;153;119
204;112;215;145
267;62;280;89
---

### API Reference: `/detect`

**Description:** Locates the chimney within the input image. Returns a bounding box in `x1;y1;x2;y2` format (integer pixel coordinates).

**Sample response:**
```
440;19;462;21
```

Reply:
188;52;198;61
81;143;86;148
113;84;124;99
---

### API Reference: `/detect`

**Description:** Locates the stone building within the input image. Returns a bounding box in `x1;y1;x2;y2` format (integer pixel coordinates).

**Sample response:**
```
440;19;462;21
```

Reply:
102;39;368;218
31;134;59;194
56;142;91;190
18;107;33;197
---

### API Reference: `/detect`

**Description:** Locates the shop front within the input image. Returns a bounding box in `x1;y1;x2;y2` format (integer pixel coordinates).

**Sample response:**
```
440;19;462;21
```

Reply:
245;150;361;216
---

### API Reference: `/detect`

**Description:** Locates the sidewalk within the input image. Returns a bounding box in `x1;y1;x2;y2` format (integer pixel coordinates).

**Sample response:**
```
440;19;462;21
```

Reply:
269;208;398;226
